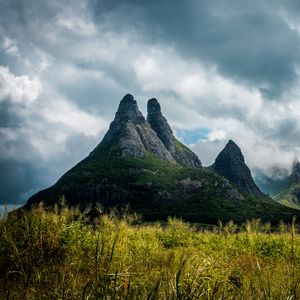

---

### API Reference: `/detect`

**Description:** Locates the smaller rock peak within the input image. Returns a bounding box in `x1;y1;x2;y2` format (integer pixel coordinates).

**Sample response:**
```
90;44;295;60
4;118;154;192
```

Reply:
227;139;238;147
213;139;262;196
122;93;134;102
119;94;136;109
219;140;244;163
116;94;143;121
147;98;162;115
226;139;242;150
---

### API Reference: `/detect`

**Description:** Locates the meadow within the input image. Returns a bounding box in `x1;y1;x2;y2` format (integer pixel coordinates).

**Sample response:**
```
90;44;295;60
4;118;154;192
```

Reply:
1;205;300;299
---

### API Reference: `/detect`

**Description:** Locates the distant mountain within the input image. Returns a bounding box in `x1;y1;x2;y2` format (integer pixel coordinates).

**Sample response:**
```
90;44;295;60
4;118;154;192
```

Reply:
211;140;264;197
289;161;300;185
22;94;300;224
253;169;289;197
275;161;300;209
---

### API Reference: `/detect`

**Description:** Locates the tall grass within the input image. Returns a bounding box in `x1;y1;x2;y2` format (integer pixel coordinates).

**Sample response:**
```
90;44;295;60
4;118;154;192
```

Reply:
1;206;300;299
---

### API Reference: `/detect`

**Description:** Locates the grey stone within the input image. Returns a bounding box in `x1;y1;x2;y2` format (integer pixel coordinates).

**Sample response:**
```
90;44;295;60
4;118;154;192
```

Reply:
177;178;202;193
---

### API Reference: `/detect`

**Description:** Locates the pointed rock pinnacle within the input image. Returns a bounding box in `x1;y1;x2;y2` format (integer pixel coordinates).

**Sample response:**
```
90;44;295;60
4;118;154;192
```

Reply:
213;140;263;196
147;98;175;152
116;94;144;122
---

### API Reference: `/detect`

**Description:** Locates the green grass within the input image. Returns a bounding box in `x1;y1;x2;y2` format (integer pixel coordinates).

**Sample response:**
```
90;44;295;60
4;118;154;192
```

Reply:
173;139;192;153
2;206;300;299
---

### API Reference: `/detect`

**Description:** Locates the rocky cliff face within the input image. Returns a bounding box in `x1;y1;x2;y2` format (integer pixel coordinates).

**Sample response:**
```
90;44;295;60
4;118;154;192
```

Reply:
147;98;202;168
212;140;264;197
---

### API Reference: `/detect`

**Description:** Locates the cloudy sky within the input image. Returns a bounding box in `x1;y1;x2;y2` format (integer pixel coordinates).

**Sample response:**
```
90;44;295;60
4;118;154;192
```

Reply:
1;0;300;205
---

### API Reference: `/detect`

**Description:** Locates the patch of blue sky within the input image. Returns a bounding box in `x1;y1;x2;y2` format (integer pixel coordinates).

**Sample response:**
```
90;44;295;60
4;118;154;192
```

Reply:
175;128;211;145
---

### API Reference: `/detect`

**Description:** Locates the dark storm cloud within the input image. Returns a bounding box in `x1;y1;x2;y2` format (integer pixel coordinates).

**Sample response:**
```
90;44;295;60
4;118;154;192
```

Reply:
3;0;299;99
0;129;102;204
0;101;22;128
0;159;44;204
90;0;300;98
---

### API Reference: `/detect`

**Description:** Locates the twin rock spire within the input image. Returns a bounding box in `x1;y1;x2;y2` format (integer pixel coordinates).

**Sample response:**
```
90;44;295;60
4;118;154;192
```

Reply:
91;94;202;169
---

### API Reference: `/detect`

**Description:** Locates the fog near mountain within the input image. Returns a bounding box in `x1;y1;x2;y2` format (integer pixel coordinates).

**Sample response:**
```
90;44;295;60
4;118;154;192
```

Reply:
2;0;300;204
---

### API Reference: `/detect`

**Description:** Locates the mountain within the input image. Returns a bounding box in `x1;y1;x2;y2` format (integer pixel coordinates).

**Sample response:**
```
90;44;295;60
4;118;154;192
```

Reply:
22;94;300;224
275;161;300;209
211;140;264;197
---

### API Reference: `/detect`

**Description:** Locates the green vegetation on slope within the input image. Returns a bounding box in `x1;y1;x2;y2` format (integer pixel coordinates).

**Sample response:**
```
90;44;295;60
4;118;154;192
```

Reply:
27;155;300;224
2;207;300;299
173;139;192;152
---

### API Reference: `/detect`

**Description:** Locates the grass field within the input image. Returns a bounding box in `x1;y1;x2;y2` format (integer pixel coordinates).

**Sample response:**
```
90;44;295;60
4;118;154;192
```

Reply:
1;205;300;299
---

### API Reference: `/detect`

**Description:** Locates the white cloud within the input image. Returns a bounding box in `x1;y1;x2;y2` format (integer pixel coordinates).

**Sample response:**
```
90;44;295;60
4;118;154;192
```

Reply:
0;95;108;161
0;66;42;105
56;15;97;37
208;129;227;141
40;98;107;136
2;37;20;57
133;50;263;118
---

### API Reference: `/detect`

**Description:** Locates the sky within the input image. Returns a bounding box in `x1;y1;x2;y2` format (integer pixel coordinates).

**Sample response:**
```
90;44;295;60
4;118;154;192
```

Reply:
1;0;300;205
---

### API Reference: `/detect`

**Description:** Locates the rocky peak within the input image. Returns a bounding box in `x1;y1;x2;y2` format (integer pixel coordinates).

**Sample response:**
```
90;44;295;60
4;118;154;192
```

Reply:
147;98;162;118
115;94;144;123
212;140;263;197
147;98;162;115
147;98;201;168
221;140;244;162
147;98;175;152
